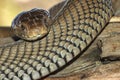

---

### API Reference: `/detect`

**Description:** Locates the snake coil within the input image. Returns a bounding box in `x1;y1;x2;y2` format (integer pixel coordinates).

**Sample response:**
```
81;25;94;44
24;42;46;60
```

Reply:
0;0;113;80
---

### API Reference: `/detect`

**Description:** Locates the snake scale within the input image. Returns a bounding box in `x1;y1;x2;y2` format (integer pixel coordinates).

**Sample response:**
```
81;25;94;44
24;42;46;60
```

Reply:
0;0;113;80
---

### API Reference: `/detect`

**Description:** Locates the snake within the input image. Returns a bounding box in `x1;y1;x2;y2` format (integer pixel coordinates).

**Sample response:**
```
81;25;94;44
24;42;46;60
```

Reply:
0;0;114;80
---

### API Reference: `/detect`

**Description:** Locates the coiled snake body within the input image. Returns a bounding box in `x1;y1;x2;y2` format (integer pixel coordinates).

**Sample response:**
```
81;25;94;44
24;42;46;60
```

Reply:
0;0;113;80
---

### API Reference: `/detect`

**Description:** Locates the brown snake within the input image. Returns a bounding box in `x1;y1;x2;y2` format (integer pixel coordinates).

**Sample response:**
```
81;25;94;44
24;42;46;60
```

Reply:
0;0;114;80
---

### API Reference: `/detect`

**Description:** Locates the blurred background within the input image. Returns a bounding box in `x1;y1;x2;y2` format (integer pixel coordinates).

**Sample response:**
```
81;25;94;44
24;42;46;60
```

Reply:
0;0;62;26
0;0;120;26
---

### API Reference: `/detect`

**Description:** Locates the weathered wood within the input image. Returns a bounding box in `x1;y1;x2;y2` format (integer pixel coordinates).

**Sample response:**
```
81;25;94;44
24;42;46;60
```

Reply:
44;22;120;80
0;27;14;38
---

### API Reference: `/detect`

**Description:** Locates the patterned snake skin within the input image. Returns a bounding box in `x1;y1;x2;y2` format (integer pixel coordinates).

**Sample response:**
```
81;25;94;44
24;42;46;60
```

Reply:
0;0;113;80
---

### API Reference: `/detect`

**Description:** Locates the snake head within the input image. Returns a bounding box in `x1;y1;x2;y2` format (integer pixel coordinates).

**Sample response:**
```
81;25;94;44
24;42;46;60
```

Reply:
11;8;51;41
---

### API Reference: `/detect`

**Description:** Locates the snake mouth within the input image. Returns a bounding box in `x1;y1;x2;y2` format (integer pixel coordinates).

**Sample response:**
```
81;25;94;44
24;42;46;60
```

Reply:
26;32;49;41
23;34;46;41
20;28;49;41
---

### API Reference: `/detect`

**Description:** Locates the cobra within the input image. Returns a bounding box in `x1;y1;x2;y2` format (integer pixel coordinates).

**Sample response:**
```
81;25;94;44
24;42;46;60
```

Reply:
0;0;113;80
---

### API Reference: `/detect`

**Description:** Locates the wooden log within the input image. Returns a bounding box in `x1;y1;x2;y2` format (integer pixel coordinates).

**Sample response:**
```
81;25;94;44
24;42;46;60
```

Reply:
44;23;120;80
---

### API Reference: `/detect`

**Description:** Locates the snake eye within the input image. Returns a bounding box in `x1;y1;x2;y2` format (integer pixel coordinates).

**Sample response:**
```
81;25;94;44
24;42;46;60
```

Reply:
21;25;25;30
